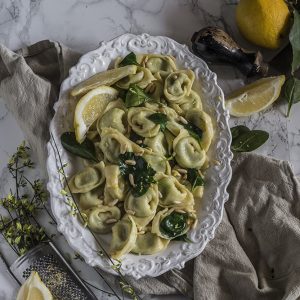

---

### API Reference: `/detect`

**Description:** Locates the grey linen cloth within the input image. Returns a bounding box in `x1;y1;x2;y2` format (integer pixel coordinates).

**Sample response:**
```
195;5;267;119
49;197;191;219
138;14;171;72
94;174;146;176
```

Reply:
1;41;300;300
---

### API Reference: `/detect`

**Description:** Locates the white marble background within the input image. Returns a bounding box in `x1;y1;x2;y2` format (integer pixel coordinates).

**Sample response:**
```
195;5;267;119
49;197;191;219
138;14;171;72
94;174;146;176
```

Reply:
0;0;299;299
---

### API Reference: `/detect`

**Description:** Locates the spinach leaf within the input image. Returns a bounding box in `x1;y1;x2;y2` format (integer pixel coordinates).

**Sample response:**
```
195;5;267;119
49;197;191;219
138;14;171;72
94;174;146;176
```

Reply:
160;211;188;239
148;113;168;132
181;121;203;142
231;130;269;152
119;152;156;197
230;125;250;140
187;168;204;190
125;84;152;108
173;234;193;243
290;10;300;74
119;52;140;67
61;132;98;162
284;76;300;116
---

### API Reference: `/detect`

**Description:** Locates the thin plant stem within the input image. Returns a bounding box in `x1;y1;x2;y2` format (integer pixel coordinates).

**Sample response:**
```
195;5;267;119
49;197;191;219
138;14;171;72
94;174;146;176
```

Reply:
81;279;116;296
92;267;121;300
50;135;140;300
22;175;57;225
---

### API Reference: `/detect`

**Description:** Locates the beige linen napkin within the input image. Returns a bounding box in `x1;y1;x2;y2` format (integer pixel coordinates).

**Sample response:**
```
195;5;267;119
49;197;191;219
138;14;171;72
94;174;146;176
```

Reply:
1;41;300;300
0;41;81;168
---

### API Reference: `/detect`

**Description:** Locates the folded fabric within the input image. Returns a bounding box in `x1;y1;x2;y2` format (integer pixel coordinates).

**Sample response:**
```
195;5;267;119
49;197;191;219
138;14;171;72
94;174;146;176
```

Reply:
1;41;300;300
0;41;81;169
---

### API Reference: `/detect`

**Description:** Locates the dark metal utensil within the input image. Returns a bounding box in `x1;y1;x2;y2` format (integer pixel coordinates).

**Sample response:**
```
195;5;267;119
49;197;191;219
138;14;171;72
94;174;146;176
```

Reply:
9;241;97;300
191;26;268;77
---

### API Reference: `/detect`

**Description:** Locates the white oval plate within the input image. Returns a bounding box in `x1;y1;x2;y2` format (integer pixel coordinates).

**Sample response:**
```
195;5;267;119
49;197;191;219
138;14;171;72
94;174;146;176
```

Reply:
46;33;232;279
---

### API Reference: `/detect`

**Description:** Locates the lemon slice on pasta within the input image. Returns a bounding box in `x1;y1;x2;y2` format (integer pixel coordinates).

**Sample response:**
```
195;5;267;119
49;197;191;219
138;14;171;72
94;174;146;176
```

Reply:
16;271;53;300
74;86;118;143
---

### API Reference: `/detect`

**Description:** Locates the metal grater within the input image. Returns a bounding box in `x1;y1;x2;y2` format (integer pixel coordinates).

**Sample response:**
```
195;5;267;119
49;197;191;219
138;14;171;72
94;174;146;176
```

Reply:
10;241;97;300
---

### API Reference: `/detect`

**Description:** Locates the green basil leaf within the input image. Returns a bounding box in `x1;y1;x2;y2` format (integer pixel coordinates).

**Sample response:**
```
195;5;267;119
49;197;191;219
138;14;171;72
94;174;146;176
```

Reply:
125;84;152;108
187;168;204;190
230;125;250;141
181;121;203;142
284;76;300;116
173;234;193;243
231;130;269;152
290;10;300;74
148;113;168;132
160;212;188;239
119;52;140;67
119;152;156;197
61;132;98;162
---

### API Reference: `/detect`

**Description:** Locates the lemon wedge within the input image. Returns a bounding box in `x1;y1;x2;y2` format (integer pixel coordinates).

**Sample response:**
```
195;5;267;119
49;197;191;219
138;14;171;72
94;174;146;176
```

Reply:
74;85;118;143
70;65;137;97
225;75;285;117
16;271;53;300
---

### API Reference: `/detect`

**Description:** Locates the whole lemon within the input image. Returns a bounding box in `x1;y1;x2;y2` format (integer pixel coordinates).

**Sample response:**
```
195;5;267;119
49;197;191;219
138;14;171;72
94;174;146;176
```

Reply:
236;0;291;49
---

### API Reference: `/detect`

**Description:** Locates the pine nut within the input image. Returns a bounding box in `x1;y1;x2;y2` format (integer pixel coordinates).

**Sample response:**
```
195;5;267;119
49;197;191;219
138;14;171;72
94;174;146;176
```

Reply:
125;159;136;165
179;116;188;124
129;174;135;187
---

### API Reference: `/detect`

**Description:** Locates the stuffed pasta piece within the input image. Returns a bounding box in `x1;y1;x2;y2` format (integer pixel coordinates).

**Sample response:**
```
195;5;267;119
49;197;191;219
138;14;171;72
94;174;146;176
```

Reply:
104;164;127;205
127;107;161;138
152;208;197;240
99;128;144;163
141;54;177;78
173;129;206;169
68;161;105;193
85;205;121;234
185;109;214;152
124;184;159;218
157;174;194;210
110;215;137;259
131;231;170;255
164;70;195;102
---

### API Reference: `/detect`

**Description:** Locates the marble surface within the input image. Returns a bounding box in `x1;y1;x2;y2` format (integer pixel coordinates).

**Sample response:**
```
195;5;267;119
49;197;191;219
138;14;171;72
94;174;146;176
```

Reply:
0;0;299;299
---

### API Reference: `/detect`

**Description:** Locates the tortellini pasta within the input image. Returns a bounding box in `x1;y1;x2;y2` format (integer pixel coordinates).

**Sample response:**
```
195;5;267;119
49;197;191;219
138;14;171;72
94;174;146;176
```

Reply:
185;109;214;152
164;70;195;102
145;80;164;101
99;128;144;163
157;174;194;210
68;161;105;193
85;205;121;234
104;165;127;204
127;107;160;138
151;208;197;239
110;215;137;259
97;107;127;134
143;153;171;174
125;185;159;217
173;129;206;169
79;188;103;210
131;232;170;255
141;54;177;77
116;66;155;89
144;132;168;156
170;90;203;115
67;52;215;258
